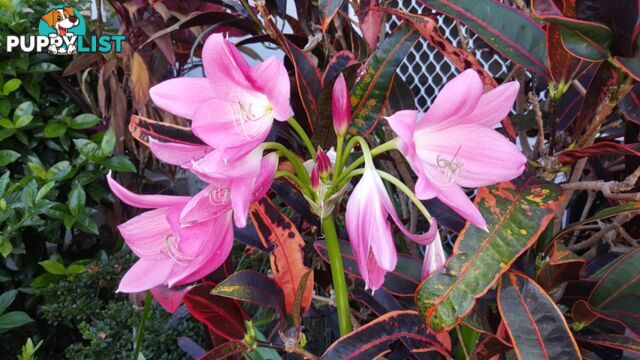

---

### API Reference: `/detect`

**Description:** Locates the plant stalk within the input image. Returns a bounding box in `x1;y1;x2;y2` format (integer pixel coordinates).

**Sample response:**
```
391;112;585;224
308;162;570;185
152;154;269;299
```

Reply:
321;216;352;336
133;291;153;360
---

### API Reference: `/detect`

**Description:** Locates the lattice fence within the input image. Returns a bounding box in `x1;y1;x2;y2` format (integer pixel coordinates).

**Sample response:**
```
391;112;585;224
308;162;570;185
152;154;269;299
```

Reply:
387;0;513;110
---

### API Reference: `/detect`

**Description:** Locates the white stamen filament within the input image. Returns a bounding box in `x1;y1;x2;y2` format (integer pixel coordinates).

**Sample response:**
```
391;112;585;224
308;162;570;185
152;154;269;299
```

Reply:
436;151;463;184
162;234;193;265
231;101;271;139
208;186;230;205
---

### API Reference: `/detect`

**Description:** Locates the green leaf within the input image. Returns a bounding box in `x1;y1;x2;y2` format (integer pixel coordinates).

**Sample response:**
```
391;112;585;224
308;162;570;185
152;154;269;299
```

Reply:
0;129;16;141
0;99;10;117
104;156;136;173
76;213;98;235
350;23;419;136
0;171;9;198
46;161;72;180
28;62;61;73
0;289;17;315
38;259;66;275
0;150;20;167
319;0;344;31
497;272;581;359
43;122;67;138
12;101;33;120
560;26;612;61
69;114;101;129
30;273;60;288
211;270;286;319
614;56;640;82
0;239;12;257
0;311;33;334
65;264;86;275
35;181;55;201
2;78;21;95
68;182;86;217
0;118;14;128
14;115;32;128
589;246;640;313
416;177;564;331
101;128;116;155
73;139;104;162
420;0;548;74
552;202;640;243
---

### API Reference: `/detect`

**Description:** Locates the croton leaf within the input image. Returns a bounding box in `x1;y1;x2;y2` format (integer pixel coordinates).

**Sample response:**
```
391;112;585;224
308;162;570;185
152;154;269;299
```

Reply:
211;270;286;319
551;202;640;244
558;142;640;164
416;177;564;331
349;22;419;136
471;334;514;360
572;300;640;338
573;61;619;135
577;334;640;355
532;0;613;61
314;240;422;296
547;25;584;85
588;246;640;314
498;272;582;359
320;310;450;359
619;84;640;124
128;115;204;146
319;0;345;32
199;340;249;360
613;56;640;81
536;242;586;290
249;198;314;314
182;282;247;340
350;284;402;316
419;0;548;74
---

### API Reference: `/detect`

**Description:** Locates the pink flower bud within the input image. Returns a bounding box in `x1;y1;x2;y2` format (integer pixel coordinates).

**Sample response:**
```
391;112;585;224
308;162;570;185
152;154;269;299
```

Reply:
310;165;320;189
315;149;331;180
332;74;350;136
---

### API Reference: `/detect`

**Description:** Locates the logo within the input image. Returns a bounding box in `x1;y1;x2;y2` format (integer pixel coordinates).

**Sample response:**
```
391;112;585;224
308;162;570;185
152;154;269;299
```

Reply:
6;5;125;55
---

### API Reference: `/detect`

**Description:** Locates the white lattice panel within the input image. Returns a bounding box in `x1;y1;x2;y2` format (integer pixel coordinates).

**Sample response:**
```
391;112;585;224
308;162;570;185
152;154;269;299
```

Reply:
387;0;512;110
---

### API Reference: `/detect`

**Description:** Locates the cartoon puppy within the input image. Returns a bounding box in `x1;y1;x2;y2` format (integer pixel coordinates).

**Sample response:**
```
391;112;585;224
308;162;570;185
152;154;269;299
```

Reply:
41;7;79;54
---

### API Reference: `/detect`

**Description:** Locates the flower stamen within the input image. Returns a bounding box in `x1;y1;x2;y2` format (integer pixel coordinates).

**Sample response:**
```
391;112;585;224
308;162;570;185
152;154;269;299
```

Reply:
162;234;193;265
231;101;271;139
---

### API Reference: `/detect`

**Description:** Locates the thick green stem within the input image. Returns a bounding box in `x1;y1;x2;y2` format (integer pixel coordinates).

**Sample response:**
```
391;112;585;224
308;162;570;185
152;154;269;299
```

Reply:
322;216;352;336
133;291;153;360
332;134;345;184
288;117;316;158
263;142;311;185
335;138;398;187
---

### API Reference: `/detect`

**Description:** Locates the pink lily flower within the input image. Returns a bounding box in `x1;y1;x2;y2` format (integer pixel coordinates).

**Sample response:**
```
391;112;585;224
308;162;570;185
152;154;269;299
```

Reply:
422;232;446;279
345;163;437;291
150;285;190;313
387;69;526;230
147;140;278;228
149;33;293;156
107;174;234;293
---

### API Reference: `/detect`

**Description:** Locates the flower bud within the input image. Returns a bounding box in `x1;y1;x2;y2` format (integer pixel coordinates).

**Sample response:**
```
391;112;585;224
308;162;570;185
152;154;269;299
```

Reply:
310;165;320;190
332;74;350;137
315;149;331;180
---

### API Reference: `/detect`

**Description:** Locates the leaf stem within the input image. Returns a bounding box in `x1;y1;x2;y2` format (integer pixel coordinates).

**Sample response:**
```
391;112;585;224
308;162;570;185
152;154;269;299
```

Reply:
288;117;316;158
334;137;397;187
275;170;314;199
321;216;352;336
132;291;153;360
263;142;311;186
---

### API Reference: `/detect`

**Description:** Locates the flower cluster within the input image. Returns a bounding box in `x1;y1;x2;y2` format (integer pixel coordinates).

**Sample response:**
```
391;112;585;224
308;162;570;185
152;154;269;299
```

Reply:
109;34;526;309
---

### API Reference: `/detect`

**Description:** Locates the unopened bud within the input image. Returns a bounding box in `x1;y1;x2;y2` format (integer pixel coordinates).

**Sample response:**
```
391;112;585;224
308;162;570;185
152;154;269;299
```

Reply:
332;74;350;136
315;149;331;180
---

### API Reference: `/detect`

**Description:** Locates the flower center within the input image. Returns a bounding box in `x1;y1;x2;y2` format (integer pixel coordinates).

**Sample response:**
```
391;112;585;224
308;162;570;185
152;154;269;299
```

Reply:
435;152;463;184
162;234;193;265
231;99;272;139
208;186;230;205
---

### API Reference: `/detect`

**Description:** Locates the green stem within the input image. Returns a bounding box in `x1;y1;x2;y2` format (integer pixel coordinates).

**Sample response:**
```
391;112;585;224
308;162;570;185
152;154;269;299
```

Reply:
288;117;316;158
263;142;311;185
322;216;352;336
133;291;153;360
332;134;345;184
335;138;398;188
275;170;313;198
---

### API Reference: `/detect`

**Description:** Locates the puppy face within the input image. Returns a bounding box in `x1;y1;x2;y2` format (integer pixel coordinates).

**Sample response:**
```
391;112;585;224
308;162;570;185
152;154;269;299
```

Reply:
41;7;79;30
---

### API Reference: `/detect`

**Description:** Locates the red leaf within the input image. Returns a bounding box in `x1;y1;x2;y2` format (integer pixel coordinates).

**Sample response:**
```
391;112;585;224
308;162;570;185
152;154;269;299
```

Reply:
249;198;314;314
183;282;247;341
558;142;640;164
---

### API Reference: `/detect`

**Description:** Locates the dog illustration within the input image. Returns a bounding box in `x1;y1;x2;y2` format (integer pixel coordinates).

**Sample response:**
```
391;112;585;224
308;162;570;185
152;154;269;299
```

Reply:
41;7;79;54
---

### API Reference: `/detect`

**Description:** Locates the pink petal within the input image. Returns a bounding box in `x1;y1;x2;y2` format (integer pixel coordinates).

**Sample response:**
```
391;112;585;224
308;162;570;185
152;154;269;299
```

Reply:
191;97;272;150
415;124;526;188
415;175;438;200
179;185;230;227
418;69;483;130
230;177;255;228
107;173;190;209
117;258;173;293
365;250;388;291
168;211;235;286
456;81;519;127
202;33;252;90
431;179;487;230
422;233;446;278
191;146;263;184
151;285;188;313
117;207;173;260
149;78;212;119
253;153;278;201
149;139;211;167
386;110;418;145
248;56;292;121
